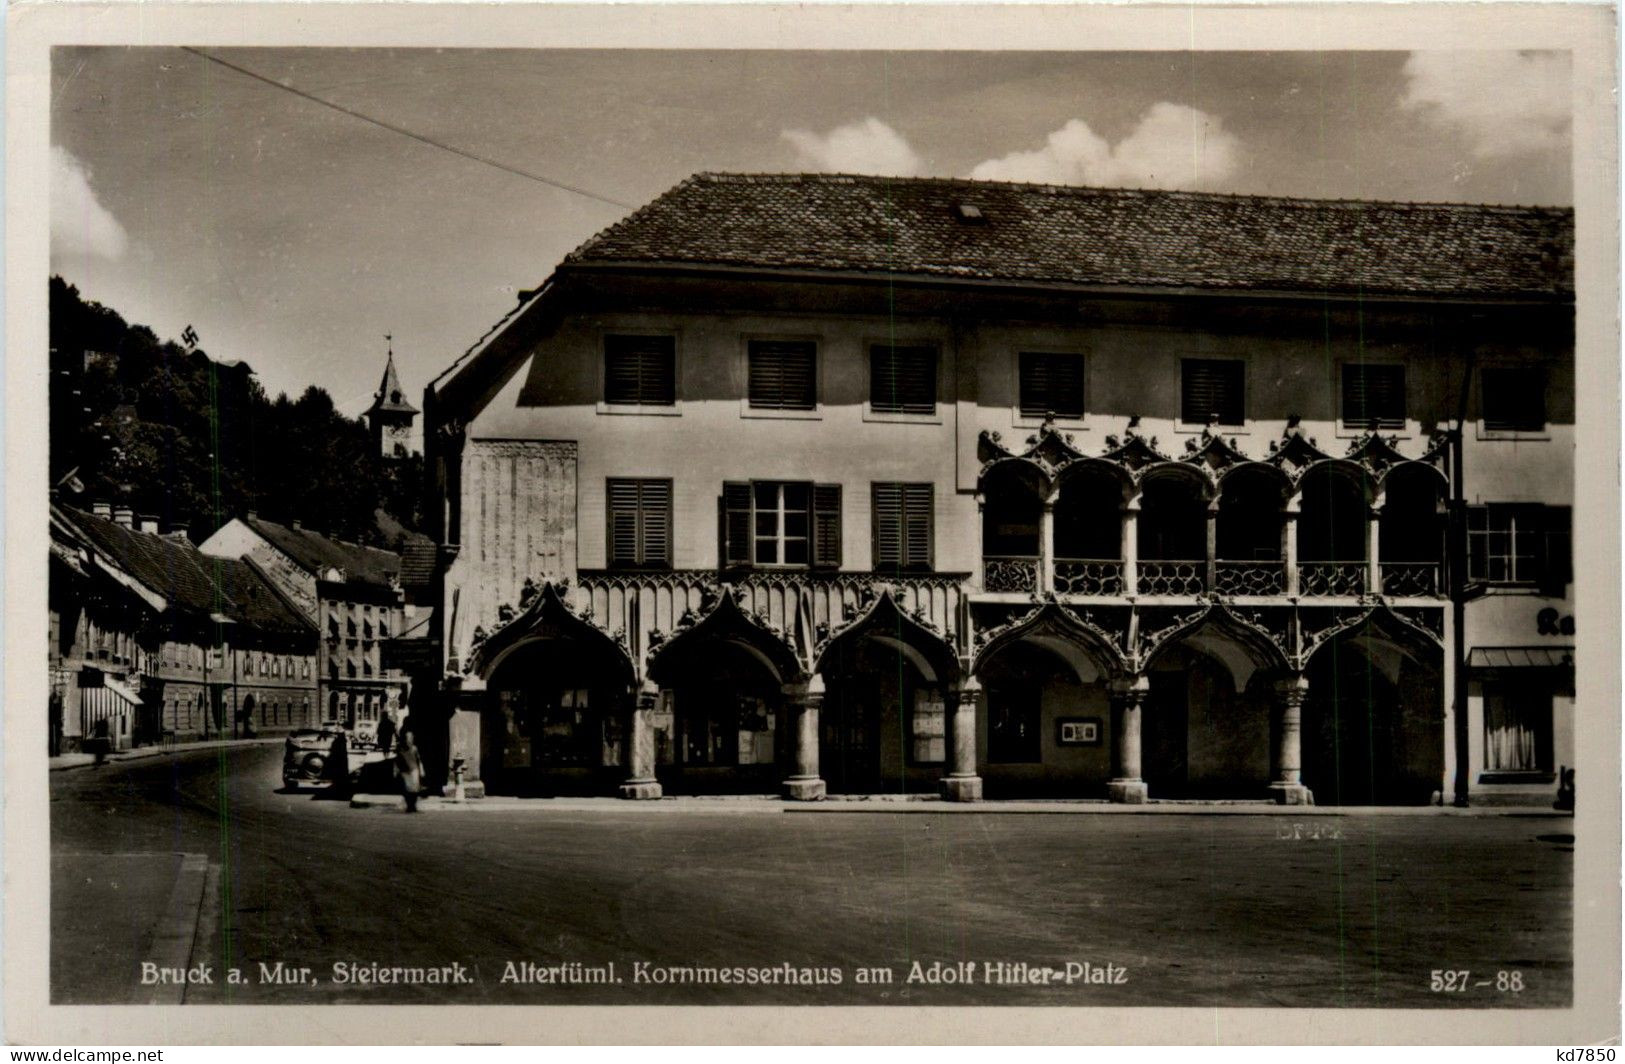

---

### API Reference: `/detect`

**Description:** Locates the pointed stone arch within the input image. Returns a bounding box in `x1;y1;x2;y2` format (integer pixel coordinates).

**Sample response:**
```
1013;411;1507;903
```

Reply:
468;581;637;688
646;585;806;688
814;588;961;686
972;600;1127;685
1298;604;1443;672
1136;602;1292;683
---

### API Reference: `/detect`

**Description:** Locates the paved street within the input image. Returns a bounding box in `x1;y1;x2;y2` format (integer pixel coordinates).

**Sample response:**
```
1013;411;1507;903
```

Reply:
51;745;1571;1007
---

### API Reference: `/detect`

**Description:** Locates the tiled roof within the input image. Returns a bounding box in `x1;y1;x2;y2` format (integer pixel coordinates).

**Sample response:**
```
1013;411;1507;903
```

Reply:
54;505;310;635
245;515;402;590
565;173;1574;300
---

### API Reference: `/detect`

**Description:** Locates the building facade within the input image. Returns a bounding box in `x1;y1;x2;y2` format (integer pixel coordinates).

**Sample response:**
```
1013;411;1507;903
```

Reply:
49;502;318;751
200;513;424;739
421;174;1574;805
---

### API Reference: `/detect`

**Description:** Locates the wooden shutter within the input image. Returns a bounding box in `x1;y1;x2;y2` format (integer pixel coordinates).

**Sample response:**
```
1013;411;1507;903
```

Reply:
873;483;932;570
607;479;641;566
607;479;670;567
749;341;817;411
1181;359;1244;425
1539;505;1572;595
812;484;842;568
640;480;671;566
872;483;904;568
1019;352;1085;419
1482;368;1546;432
871;345;937;415
720;482;752;568
604;335;676;405
1342;365;1406;430
903;484;934;569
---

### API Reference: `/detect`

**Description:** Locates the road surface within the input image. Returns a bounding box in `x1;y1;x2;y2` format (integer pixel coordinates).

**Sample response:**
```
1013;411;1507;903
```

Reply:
51;745;1572;1006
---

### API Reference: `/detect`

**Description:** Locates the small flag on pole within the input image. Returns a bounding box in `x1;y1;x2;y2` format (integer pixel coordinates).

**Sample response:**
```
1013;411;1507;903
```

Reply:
181;325;199;349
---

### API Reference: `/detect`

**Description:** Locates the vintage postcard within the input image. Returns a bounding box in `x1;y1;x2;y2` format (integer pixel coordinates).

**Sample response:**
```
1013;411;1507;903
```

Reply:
5;1;1619;1046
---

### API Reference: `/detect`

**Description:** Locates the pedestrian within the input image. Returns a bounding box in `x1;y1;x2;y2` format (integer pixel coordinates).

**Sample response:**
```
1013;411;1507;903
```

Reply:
375;708;396;755
395;726;423;813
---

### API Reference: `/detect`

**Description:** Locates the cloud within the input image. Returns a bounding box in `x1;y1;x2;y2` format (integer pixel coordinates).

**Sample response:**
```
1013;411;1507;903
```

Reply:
1400;51;1570;159
969;103;1242;190
782;117;925;176
52;146;128;260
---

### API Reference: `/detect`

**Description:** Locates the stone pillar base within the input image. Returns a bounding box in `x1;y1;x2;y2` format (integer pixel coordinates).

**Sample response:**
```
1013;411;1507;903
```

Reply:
1107;778;1149;804
618;779;664;800
783;776;827;801
941;775;983;802
1269;782;1314;806
440;780;486;800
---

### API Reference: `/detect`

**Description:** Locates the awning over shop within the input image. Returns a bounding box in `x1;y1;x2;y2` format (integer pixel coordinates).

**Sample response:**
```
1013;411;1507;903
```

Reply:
1468;646;1574;669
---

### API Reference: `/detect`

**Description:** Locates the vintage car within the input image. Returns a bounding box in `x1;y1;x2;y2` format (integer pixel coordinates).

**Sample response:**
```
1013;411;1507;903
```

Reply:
282;724;389;790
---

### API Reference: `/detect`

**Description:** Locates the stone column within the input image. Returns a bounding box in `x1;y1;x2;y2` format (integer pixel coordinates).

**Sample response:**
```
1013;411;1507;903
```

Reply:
618;684;663;799
1205;499;1219;592
1038;491;1057;594
941;677;983;802
1282;495;1301;597
1121;492;1141;596
1269;674;1313;805
1367;497;1384;596
782;677;826;801
974;492;988;592
1107;675;1150;803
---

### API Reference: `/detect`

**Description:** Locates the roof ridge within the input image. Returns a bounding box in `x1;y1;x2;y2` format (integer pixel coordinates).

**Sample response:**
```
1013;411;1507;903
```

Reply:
684;170;1572;214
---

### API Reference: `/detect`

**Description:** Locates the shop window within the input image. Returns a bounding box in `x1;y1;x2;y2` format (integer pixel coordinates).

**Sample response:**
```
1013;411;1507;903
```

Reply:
604;334;676;406
870;344;937;415
872;482;934;572
735;697;776;766
1019;351;1085;420
1341;364;1406;430
1181;358;1245;426
988;689;1041;763
1483;678;1554;774
910;689;946;764
1482;368;1547;432
748;340;817;411
607;478;673;568
537;689;599;765
720;481;841;569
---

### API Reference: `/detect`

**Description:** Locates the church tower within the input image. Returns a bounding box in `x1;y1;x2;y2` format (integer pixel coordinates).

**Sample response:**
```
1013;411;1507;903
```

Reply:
366;338;418;459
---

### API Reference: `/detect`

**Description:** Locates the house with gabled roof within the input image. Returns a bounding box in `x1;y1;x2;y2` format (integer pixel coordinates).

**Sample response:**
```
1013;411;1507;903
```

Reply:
420;172;1574;807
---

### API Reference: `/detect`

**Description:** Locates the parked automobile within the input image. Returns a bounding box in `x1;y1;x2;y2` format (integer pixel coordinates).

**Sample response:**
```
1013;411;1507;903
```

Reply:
282;723;388;790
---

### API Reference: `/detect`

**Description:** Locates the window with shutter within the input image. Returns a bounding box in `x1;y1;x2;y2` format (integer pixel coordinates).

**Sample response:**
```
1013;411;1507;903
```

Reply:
1018;352;1085;420
872;482;934;571
1180;359;1245;426
606;478;672;568
603;334;676;406
1341;364;1407;430
1481;368;1547;433
720;483;753;567
748;340;817;411
870;345;938;415
718;481;840;570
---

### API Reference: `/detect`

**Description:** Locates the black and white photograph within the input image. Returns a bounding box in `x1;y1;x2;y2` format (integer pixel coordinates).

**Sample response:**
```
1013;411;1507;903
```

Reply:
6;1;1619;1047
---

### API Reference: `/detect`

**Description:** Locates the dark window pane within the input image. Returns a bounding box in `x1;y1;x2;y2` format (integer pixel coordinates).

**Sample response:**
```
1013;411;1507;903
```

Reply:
1482;368;1547;432
871;345;937;415
1342;364;1407;430
1019;351;1085;420
784;540;808;565
1181;359;1245;425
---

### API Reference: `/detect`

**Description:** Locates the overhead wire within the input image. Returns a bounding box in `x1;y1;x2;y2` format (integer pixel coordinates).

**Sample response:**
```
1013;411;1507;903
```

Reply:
180;47;636;210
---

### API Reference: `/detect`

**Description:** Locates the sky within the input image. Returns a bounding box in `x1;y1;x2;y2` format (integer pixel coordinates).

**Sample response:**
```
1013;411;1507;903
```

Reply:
50;48;1572;434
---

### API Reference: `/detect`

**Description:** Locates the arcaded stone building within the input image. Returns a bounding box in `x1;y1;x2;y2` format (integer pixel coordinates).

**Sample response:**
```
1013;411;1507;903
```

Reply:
421;173;1574;805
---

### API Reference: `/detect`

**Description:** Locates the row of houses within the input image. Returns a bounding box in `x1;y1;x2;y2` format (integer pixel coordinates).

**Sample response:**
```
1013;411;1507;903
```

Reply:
48;475;434;753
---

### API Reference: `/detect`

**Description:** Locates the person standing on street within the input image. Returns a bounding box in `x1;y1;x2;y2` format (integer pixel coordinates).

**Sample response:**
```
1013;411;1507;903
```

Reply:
395;727;423;813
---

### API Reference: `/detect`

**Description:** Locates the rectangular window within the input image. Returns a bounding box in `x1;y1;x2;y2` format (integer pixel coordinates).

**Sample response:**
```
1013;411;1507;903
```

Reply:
603;334;676;406
1181;358;1245;426
1467;505;1569;586
1342;364;1407;430
1019;351;1085;420
872;482;934;571
1483;678;1554;774
606;478;673;569
720;481;840;569
870;344;937;415
1482;367;1547;432
748;340;817;411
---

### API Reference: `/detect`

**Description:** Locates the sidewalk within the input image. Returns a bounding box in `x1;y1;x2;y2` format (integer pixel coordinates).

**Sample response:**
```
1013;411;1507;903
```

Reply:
346;792;1571;817
49;736;282;771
